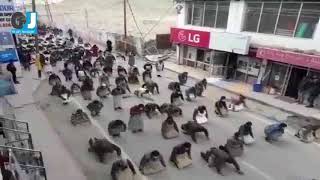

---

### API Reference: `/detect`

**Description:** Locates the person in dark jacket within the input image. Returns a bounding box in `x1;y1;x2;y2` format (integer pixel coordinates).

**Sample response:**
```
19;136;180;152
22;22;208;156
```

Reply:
170;142;192;169
144;63;153;71
201;146;244;176
215;96;228;117
161;116;179;139
6;62;19;84
237;121;255;145
171;90;184;106
225;132;244;157
111;159;136;180
106;40;113;53
62;65;73;81
142;70;152;83
178;72;188;85
297;75;313;104
181;121;209;143
306;77;320;108
139;150;166;175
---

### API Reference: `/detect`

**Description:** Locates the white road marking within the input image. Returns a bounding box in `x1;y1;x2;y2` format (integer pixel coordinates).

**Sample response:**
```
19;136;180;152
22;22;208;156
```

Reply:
240;160;275;180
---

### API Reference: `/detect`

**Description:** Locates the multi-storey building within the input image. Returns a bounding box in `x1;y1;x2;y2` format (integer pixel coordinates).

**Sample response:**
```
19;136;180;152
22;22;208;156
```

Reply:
171;0;320;99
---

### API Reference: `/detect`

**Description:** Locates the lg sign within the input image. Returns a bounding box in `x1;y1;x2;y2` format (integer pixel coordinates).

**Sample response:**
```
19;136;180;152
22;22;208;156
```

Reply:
177;30;200;43
171;28;210;48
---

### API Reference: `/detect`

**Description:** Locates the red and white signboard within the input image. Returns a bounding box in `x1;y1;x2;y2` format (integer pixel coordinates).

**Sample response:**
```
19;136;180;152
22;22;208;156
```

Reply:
170;27;210;48
257;47;320;70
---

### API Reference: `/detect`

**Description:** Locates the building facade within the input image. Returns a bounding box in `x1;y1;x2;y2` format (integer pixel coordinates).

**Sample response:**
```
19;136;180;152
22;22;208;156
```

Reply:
171;0;320;100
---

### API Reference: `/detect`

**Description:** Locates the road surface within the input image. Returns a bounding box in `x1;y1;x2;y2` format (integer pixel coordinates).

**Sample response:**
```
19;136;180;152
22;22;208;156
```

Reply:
34;58;320;180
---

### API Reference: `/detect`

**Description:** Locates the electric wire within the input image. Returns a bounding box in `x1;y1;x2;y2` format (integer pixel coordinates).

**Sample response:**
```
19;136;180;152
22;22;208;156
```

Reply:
126;0;145;42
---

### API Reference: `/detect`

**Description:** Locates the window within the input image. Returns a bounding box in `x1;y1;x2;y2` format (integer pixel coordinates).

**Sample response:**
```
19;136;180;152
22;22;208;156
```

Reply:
243;3;262;32
276;3;301;36
192;3;204;26
295;3;320;38
185;2;230;29
216;2;230;28
259;3;280;34
243;2;320;39
186;3;193;25
204;2;217;27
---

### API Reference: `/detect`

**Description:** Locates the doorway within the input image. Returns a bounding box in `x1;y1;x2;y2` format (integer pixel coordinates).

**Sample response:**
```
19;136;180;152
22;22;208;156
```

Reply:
196;49;205;62
285;67;307;98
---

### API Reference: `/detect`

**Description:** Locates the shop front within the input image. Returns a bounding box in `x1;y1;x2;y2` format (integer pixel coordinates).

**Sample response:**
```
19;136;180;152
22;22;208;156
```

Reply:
170;27;213;71
170;27;251;77
256;47;320;98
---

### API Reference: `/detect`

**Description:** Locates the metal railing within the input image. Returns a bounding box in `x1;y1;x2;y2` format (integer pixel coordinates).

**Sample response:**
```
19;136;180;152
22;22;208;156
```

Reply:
0;116;30;132
0;127;34;149
0;145;45;168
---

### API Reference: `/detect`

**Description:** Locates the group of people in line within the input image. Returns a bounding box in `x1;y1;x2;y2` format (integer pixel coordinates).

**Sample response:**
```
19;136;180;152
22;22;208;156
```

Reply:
20;25;297;179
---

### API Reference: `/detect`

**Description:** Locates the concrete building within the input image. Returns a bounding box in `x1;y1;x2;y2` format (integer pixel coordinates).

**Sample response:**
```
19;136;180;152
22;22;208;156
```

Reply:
171;0;320;102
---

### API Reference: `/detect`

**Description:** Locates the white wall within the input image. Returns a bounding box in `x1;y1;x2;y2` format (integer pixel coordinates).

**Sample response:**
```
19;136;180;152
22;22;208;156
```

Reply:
226;1;246;33
177;1;320;52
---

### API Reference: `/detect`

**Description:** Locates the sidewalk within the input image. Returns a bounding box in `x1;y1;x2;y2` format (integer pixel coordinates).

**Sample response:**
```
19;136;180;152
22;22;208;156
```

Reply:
164;61;320;121
4;65;87;180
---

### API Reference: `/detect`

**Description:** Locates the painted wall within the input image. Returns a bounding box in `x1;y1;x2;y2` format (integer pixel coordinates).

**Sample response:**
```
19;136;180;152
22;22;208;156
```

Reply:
177;1;320;52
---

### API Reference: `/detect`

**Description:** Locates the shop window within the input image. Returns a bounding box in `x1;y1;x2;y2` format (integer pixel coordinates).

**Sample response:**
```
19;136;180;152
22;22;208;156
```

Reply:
216;2;230;29
186;3;193;25
243;3;262;32
263;63;289;94
276;3;301;37
258;3;281;34
192;3;204;26
295;3;320;38
204;2;217;28
243;2;319;39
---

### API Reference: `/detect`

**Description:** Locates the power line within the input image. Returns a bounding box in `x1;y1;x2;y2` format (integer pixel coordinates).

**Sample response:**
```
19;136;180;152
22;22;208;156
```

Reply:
126;0;145;41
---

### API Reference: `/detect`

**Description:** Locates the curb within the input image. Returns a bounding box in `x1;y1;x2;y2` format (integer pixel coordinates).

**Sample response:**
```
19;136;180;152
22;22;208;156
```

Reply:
164;66;319;121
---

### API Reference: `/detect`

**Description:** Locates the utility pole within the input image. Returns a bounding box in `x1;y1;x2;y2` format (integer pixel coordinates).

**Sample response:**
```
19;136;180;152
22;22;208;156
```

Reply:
123;0;127;54
85;8;89;29
31;0;39;55
32;0;41;79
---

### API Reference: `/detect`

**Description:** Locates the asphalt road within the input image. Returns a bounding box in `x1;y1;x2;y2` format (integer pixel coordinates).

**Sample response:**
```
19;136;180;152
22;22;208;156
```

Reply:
34;58;320;180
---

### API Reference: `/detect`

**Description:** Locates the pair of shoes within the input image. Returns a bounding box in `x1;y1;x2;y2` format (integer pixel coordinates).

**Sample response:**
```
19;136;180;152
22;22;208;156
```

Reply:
306;105;314;108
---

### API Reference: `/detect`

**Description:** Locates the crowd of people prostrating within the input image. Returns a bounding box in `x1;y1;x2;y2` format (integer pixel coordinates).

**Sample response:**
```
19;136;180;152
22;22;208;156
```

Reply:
17;24;306;179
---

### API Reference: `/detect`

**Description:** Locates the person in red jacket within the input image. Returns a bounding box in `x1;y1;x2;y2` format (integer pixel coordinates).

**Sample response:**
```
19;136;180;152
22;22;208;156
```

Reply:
90;45;99;57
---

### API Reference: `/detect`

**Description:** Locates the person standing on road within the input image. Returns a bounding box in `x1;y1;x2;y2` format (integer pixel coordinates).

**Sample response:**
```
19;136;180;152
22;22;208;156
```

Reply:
128;51;135;66
35;54;44;79
6;62;19;84
156;60;164;77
